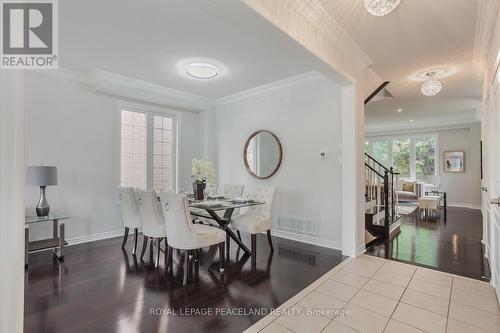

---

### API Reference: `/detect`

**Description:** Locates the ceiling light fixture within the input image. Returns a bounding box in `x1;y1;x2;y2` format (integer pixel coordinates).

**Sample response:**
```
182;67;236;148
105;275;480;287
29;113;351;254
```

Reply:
186;62;218;79
410;119;414;122
421;72;443;96
397;108;403;112
364;0;400;16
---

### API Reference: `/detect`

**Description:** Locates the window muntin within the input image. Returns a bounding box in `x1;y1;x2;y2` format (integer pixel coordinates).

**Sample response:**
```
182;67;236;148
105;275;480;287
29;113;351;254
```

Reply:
120;110;146;189
152;115;173;192
365;135;438;181
120;108;176;192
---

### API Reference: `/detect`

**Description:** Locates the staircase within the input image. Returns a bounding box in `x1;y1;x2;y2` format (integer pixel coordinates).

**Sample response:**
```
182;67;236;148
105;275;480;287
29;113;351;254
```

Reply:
365;153;401;243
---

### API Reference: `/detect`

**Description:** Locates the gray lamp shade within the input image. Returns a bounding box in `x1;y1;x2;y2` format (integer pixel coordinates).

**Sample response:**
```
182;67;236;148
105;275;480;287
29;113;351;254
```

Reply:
26;166;58;186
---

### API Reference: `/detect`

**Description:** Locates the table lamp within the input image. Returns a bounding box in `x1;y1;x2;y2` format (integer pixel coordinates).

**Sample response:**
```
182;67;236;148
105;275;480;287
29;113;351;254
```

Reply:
26;166;58;217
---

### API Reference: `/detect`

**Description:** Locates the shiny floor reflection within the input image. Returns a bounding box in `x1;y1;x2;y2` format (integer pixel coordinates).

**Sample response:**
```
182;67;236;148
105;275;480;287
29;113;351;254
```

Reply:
24;233;345;333
365;207;489;280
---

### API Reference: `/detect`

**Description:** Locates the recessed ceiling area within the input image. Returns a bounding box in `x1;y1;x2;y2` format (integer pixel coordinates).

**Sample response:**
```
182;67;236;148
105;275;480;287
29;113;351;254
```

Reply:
59;0;339;99
319;0;482;129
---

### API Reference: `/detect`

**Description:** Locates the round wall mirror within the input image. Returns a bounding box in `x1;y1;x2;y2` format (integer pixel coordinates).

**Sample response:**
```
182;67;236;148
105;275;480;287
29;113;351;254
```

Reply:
243;130;283;179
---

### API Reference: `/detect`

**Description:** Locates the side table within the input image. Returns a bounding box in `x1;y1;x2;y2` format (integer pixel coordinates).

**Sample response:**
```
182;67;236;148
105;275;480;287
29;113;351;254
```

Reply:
25;215;69;266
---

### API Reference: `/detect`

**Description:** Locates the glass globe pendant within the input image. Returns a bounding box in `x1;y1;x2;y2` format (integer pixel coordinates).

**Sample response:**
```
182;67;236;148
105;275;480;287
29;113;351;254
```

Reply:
364;0;400;16
421;72;443;97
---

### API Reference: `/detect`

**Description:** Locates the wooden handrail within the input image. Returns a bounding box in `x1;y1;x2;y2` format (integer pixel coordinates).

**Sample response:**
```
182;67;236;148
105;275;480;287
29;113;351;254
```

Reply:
364;81;390;105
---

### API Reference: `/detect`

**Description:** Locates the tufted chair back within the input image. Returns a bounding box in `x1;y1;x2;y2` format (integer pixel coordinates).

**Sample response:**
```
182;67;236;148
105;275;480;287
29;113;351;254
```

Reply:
118;187;142;228
223;184;244;216
223;184;244;198
158;193;199;250
241;186;277;220
135;190;166;238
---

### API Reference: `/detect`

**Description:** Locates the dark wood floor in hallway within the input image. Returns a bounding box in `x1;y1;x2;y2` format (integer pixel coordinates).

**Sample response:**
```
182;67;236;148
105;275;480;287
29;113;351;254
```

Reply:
365;206;489;280
24;233;345;333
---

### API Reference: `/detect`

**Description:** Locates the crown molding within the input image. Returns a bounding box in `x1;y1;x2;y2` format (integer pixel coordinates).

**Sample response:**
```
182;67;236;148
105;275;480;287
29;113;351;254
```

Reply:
89;70;213;112
365;115;480;136
34;67;91;85
285;0;373;70
33;68;214;112
214;71;324;105
244;0;373;80
473;0;500;80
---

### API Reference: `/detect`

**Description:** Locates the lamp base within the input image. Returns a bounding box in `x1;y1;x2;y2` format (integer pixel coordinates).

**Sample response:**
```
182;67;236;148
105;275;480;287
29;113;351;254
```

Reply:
36;186;50;217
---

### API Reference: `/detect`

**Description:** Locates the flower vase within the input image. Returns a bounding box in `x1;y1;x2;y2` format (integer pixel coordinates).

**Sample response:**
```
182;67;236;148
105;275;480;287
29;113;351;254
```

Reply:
193;182;206;200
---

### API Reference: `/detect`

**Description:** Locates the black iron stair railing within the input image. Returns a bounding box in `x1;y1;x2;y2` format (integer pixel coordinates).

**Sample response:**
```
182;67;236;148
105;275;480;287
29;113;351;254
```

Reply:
364;153;400;240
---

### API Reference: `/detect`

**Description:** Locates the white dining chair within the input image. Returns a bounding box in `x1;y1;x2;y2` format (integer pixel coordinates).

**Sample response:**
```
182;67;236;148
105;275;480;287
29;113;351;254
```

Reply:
158;192;226;286
135;190;168;268
231;186;277;256
118;187;142;254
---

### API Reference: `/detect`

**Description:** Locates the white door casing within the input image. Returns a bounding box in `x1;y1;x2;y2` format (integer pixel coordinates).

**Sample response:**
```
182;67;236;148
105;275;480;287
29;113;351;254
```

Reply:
486;69;500;300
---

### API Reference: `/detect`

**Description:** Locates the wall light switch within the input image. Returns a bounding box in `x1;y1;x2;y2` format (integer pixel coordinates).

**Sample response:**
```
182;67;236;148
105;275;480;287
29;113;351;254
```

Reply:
320;151;328;159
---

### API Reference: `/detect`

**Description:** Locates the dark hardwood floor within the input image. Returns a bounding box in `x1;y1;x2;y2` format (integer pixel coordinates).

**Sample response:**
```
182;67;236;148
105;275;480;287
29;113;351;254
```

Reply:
24;233;345;333
365;206;490;280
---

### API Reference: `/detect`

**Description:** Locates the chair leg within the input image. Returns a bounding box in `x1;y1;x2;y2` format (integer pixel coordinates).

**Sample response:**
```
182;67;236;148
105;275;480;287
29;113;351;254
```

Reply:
155;238;161;268
219;242;225;273
266;230;274;252
166;244;173;274
182;250;189;286
121;227;129;249
133;228;138;255
140;236;149;259
237;230;242;240
226;233;230;256
251;234;257;271
251;233;257;255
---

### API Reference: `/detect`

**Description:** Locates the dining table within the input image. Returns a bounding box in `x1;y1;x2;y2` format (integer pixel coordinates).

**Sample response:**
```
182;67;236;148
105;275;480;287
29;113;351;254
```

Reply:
189;197;264;256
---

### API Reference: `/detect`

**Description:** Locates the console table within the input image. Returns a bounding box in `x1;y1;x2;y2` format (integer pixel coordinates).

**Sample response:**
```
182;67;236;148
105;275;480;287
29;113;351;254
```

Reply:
425;191;447;208
25;215;69;266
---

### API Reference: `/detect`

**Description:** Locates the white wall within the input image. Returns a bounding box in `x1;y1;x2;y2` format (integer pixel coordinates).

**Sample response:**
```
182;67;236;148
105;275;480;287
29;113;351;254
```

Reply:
211;73;343;248
439;125;481;207
25;71;204;242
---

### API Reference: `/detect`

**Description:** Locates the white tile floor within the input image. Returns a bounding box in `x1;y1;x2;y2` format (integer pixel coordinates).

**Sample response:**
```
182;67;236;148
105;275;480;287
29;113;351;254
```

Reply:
245;255;500;333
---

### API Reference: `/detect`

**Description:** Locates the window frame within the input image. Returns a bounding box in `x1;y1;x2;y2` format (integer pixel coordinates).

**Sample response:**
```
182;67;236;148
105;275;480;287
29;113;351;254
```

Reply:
117;101;179;192
365;133;439;181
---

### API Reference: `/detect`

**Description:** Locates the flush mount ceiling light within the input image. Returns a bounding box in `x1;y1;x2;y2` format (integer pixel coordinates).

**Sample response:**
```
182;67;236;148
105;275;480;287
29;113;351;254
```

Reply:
364;0;400;16
421;72;443;96
186;62;218;79
397;108;403;112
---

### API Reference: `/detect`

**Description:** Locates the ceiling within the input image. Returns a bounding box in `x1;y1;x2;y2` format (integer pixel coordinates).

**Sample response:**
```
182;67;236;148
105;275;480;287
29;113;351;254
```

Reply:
59;0;337;99
319;0;483;130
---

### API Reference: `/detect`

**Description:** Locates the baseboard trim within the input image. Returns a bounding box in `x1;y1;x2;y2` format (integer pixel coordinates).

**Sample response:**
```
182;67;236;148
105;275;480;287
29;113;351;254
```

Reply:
271;229;342;251
448;202;481;210
67;229;124;246
357;244;367;256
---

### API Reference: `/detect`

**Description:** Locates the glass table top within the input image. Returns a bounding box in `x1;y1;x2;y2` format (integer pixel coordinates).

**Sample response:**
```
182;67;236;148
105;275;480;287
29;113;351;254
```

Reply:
189;198;264;211
25;215;70;224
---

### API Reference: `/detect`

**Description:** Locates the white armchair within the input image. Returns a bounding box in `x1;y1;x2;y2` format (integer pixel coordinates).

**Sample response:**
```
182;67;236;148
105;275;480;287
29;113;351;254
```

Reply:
232;186;277;255
135;190;167;268
158;193;226;285
118;187;142;254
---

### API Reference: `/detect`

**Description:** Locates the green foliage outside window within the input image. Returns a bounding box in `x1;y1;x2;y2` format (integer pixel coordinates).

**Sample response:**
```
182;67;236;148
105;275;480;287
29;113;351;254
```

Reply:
393;139;410;178
416;137;436;181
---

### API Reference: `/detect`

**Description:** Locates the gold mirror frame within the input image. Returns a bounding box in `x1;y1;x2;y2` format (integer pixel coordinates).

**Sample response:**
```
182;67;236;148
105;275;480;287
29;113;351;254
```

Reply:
243;130;283;179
